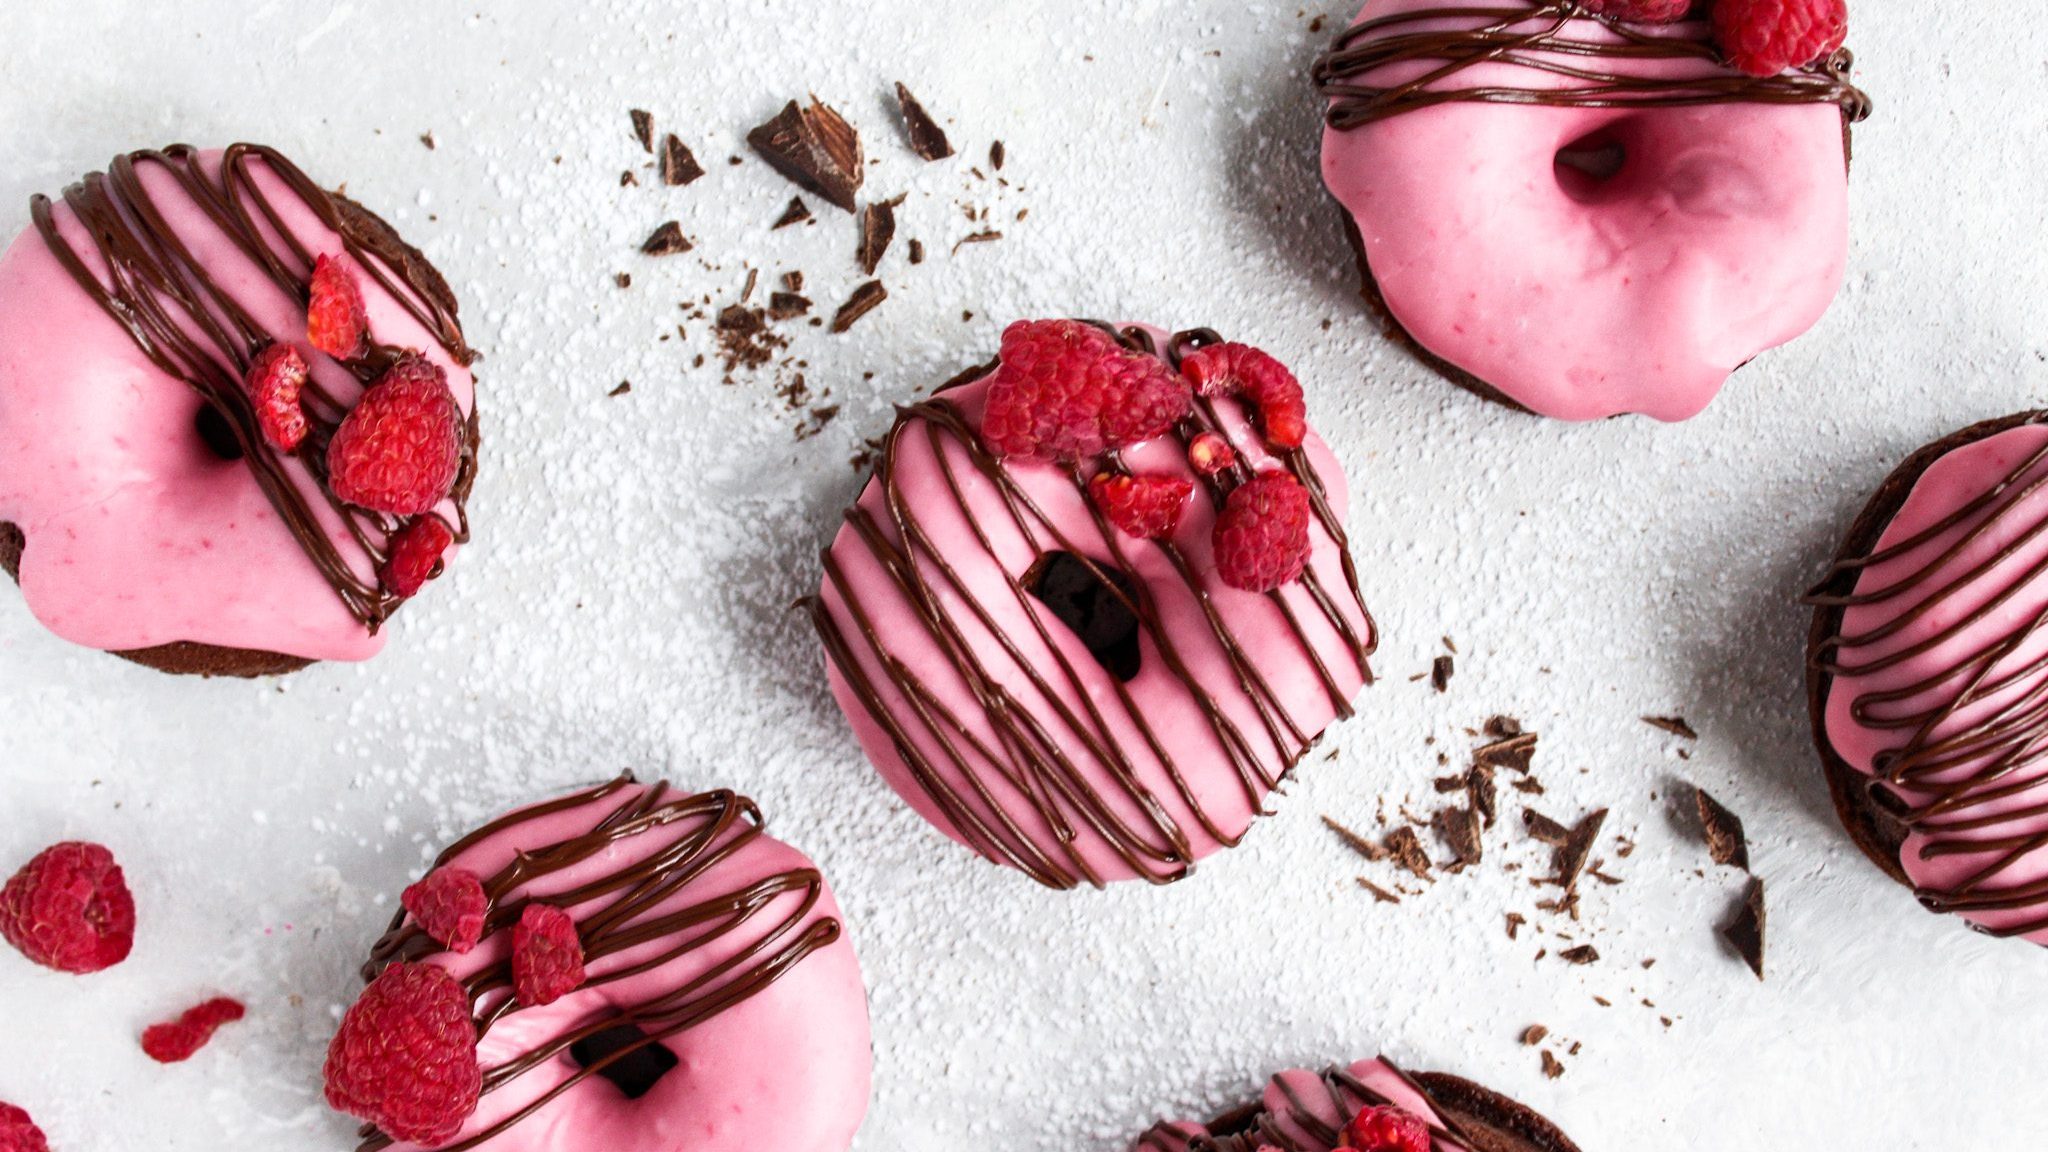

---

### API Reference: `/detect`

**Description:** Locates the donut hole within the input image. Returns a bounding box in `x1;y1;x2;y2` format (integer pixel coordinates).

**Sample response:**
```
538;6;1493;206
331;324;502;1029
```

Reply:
1025;551;1143;682
1553;129;1630;204
192;403;245;462
569;1022;680;1100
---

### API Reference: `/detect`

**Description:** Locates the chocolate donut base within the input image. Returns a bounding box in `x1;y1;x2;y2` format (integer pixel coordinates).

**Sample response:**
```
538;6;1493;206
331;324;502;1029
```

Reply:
1194;1069;1580;1152
1803;411;2048;895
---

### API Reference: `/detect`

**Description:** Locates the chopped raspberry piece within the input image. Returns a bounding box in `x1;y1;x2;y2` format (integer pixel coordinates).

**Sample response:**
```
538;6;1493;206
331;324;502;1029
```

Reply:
1212;472;1313;593
0;842;135;975
980;320;1191;461
401;866;488;953
1187;431;1237;478
1711;0;1847;77
1179;343;1308;451
382;516;457;599
1089;472;1194;540
141;996;246;1063
244;343;310;451
1343;1103;1431;1152
0;1102;49;1152
1580;0;1692;21
307;254;370;360
323;962;481;1147
512;904;586;1007
327;355;463;516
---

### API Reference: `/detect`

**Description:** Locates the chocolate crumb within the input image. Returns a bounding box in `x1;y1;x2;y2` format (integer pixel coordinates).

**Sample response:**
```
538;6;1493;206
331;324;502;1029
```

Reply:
893;82;955;161
748;98;865;213
1384;826;1432;879
908;238;926;265
990;139;1007;170
1505;912;1526;939
768;292;813;321
1485;715;1523;739
1645;715;1699;740
614;272;631;289
608;381;632;398
630;109;655;152
1322;816;1387;863
1356;877;1401;905
1720;877;1766;980
1559;944;1599;965
772;197;814;230
661;134;705;187
1431;655;1454;692
419;131;436;150
857;200;898;275
1695;787;1751;871
1593;996;1612;1007
620;170;639;187
1521;1025;1548;1046
952;229;1002;254
783;271;805;292
830;280;888;333
1310;14;1327;33
1541;1051;1565;1080
640;221;692;256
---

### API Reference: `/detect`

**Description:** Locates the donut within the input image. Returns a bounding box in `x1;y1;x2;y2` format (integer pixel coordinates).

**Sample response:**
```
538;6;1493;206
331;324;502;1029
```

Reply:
811;320;1376;889
1134;1056;1581;1152
327;774;872;1150
1806;412;2048;947
0;144;479;676
1313;1;1871;422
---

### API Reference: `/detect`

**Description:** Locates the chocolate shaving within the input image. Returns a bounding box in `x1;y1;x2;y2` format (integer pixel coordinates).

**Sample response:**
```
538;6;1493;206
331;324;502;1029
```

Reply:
1541;1051;1565;1080
782;271;804;292
952;229;1002;254
1720;877;1766;980
640;221;692;256
1477;732;1538;773
1559;944;1599;966
1384;826;1432;879
1505;912;1525;939
830;280;887;333
1356;877;1401;905
772;197;814;229
419;131;436;150
1323;816;1387;863
1695;787;1751;871
660;134;705;186
893;82;955;161
747;98;864;213
1433;805;1482;867
620;171;639;187
608;381;632;398
630;109;655;152
1520;1025;1548;1046
857;200;897;275
768;292;813;321
990;139;1006;169
1431;654;1454;692
1644;715;1698;740
1523;808;1573;847
1468;765;1498;826
1553;809;1609;891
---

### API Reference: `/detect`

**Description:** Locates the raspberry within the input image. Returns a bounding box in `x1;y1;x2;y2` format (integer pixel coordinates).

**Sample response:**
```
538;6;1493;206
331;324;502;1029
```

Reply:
383;516;457;599
0;842;135;975
307;253;369;360
1089;472;1193;540
1180;343;1308;452
1212;472;1313;593
400;866;488;953
1187;431;1237;478
327;355;463;516
980;320;1191;461
141;996;246;1063
1711;0;1847;76
323;962;481;1147
0;1103;49;1152
512;904;586;1007
1342;1104;1432;1152
244;343;310;451
1579;0;1693;21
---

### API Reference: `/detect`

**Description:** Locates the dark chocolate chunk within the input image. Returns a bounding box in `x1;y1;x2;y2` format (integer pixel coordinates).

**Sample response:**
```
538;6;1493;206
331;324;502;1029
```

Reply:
908;238;926;265
1431;654;1454;692
1025;552;1142;682
1695;787;1751;871
1644;715;1698;739
990;139;1006;169
1720;877;1766;979
1477;732;1538;774
768;292;813;321
830;280;887;333
857;200;897;275
1523;808;1572;847
640;221;692;256
1558;944;1599;965
660;134;705;187
893;82;955;161
772;197;814;230
747;98;864;213
1434;805;1482;867
630;109;655;153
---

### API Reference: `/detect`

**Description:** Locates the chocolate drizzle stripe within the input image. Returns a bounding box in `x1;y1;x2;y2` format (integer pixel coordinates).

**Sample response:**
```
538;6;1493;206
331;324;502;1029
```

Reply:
812;325;1375;889
30;144;476;635
1807;422;2048;937
1313;4;1871;130
357;775;840;1151
1137;1061;1475;1152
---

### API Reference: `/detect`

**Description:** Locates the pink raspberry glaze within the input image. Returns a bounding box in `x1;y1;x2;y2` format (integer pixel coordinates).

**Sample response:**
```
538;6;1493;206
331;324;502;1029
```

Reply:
0;149;474;661
817;330;1374;888
1320;1;1851;422
1822;424;2048;945
377;780;871;1152
1138;1059;1462;1151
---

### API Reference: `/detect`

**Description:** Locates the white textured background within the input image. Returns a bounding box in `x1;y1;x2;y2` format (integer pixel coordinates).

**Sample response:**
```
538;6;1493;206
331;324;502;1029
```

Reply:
0;1;2043;1149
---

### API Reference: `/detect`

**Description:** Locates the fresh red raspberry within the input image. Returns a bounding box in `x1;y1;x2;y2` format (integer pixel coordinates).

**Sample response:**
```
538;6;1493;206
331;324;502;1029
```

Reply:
307;253;370;360
0;1103;49;1152
0;842;135;975
244;343;310;451
1580;0;1693;22
1212;472;1313;593
980;320;1191;461
382;517;457;599
1187;431;1237;478
323;962;481;1147
1179;343;1308;452
1711;0;1847;76
327;355;463;516
141;996;246;1063
400;866;488;954
512;904;586;1006
1089;472;1194;540
1343;1103;1432;1152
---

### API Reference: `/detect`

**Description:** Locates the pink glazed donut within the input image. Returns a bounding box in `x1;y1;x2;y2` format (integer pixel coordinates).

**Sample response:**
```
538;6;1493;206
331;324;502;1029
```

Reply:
1808;413;2048;947
1314;1;1871;422
0;144;478;676
1134;1056;1581;1152
343;775;872;1151
812;321;1376;889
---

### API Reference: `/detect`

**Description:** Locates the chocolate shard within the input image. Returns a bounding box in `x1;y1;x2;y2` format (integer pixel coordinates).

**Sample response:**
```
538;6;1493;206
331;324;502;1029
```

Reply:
1323;815;1387;863
857;200;897;275
1695;787;1751;871
1468;763;1499;828
1645;715;1699;740
1522;808;1573;847
1720;877;1766;980
1541;1051;1565;1080
1433;805;1482;867
952;229;1002;254
893;82;955;161
908;238;926;265
1431;654;1454;692
1385;826;1432;879
772;197;814;230
608;381;632;397
1356;877;1401;905
748;98;864;213
830;280;887;334
660;134;705;187
1558;944;1599;965
1477;732;1538;774
768;292;813;321
640;221;692;256
1553;808;1608;891
630;109;655;152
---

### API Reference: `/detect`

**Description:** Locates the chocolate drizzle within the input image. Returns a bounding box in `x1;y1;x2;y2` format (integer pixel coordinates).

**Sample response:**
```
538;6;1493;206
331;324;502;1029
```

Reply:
1313;4;1872;130
357;774;843;1151
812;324;1375;890
1806;416;2048;940
1136;1062;1472;1152
30;144;478;633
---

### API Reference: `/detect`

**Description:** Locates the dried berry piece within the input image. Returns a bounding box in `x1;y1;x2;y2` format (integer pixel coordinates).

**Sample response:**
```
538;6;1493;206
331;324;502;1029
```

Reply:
0;841;135;974
382;517;456;599
512;904;586;1006
400;865;488;952
980;319;1190;461
323;963;482;1146
307;254;369;360
1213;472;1313;592
245;343;310;451
1090;472;1194;540
326;355;463;517
141;996;246;1063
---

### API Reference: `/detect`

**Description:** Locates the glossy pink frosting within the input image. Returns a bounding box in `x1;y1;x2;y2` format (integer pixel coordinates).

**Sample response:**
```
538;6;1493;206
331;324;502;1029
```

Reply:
818;351;1372;885
1321;0;1851;422
1140;1058;1462;1151
395;782;872;1152
1823;425;2048;945
0;149;474;661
